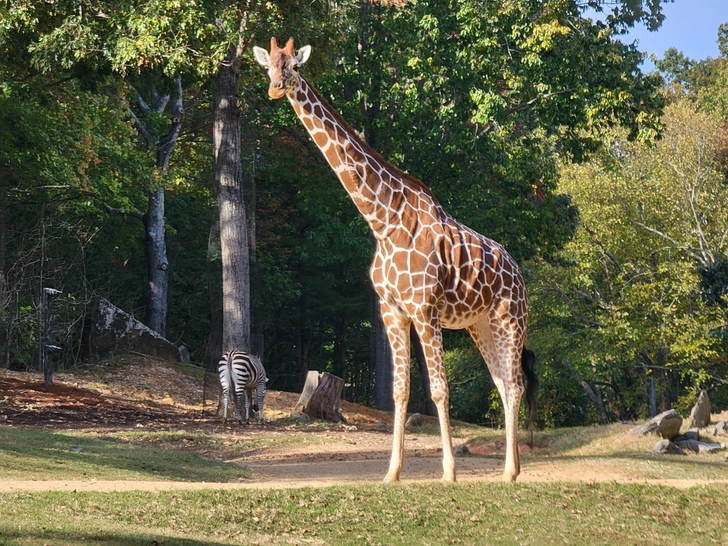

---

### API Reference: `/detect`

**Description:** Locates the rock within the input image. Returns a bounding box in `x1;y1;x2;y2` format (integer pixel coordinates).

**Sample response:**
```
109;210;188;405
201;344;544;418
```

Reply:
406;412;426;429
674;439;700;453
683;429;700;441
685;390;711;429
84;297;188;363
454;444;470;456
673;438;725;454
697;442;725;454
713;421;728;436
630;409;683;440
653;439;684;455
297;412;311;423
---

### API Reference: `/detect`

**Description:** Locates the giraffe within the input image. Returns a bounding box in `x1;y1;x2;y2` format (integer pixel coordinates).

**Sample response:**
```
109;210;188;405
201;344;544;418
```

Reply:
254;37;537;483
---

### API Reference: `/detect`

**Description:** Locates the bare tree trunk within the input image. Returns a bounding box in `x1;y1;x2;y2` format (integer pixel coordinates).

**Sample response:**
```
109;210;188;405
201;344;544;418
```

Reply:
214;41;251;354
580;381;609;424
0;191;7;367
144;189;168;335
205;215;223;368
127;75;184;336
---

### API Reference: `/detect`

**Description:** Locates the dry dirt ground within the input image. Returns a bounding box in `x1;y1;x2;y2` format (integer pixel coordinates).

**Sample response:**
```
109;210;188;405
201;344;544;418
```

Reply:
2;357;727;492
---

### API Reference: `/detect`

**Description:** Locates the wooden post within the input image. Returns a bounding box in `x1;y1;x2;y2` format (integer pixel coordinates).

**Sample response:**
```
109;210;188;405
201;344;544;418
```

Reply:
40;288;61;385
295;371;345;423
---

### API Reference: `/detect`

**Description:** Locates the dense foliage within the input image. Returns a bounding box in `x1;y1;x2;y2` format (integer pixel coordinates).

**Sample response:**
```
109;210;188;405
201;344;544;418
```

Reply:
2;0;725;426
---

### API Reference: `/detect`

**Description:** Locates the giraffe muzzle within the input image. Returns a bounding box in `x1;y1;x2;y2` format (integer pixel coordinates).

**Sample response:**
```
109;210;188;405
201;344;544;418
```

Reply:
269;82;286;100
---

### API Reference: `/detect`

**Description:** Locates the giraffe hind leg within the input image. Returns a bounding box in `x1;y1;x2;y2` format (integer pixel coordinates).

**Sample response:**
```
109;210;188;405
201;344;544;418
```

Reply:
467;318;525;482
411;315;456;483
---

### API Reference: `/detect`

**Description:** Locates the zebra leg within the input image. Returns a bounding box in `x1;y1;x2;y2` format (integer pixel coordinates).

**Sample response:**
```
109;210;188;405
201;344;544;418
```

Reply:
234;390;245;424
257;387;265;424
243;389;252;425
221;387;229;425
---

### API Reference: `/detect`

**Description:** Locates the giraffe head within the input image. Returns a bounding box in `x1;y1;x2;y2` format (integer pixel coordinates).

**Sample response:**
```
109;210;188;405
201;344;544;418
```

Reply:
253;37;312;100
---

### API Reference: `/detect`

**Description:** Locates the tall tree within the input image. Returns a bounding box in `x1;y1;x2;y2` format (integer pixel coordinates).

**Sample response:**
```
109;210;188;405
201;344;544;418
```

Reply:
213;6;255;354
122;74;185;336
531;97;728;424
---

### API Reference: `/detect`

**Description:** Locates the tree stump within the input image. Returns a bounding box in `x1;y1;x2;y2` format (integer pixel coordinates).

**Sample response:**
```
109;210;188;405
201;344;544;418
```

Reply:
295;371;345;423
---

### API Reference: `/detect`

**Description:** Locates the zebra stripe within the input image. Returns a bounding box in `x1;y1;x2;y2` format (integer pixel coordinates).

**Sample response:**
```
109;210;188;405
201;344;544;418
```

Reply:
218;350;268;425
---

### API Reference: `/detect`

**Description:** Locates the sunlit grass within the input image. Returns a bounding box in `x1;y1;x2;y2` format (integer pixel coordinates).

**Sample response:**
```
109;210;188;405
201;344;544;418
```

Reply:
0;428;249;482
1;482;727;545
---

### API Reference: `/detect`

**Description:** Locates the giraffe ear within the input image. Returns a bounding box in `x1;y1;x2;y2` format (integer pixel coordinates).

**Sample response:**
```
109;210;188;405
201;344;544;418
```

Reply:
253;46;270;67
295;45;312;66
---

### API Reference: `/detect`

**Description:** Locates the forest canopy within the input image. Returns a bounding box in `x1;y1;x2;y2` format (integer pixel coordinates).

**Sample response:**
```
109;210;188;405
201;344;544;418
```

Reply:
1;0;726;427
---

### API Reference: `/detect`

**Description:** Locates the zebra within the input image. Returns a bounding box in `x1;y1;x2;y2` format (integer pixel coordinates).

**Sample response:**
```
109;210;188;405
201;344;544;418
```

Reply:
218;350;268;425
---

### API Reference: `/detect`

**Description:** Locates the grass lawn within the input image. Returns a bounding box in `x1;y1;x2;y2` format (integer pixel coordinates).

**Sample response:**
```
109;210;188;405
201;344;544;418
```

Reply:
1;482;727;545
0;427;250;483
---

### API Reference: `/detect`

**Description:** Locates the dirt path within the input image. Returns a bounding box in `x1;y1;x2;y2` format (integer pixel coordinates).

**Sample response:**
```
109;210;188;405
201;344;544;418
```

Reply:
3;363;728;493
3;458;728;493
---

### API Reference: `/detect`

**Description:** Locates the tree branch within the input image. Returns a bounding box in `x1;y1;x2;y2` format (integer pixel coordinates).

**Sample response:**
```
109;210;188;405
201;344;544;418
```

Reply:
104;203;144;221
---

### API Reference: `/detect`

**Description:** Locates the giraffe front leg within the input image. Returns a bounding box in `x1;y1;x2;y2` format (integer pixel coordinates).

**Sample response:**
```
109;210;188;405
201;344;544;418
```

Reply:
412;315;456;483
379;302;411;483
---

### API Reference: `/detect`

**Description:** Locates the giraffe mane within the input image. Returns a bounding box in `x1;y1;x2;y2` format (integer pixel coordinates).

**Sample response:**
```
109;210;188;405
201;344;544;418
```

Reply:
301;76;442;207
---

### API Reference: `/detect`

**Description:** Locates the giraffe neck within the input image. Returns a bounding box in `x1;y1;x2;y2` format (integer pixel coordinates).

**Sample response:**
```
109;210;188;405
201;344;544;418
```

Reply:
288;78;438;235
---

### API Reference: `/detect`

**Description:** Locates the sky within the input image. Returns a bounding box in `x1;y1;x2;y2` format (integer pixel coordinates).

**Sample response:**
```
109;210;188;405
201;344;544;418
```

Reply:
622;0;728;68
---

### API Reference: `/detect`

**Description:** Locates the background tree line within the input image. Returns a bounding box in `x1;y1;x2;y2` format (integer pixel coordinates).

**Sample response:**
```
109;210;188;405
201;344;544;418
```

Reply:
1;0;726;427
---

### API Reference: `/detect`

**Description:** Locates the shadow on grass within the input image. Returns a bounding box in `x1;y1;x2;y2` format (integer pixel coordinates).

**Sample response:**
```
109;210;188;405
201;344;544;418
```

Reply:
0;428;249;482
0;528;226;546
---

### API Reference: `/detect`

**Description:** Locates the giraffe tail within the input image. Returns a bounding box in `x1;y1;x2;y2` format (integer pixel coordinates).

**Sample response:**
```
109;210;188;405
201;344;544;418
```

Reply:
521;347;538;445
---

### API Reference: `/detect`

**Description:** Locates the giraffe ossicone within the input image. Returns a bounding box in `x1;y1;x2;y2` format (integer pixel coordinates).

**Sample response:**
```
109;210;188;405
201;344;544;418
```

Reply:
254;37;537;483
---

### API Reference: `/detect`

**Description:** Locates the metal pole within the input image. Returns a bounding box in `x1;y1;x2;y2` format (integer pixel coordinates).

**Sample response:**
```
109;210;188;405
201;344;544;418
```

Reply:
41;288;61;385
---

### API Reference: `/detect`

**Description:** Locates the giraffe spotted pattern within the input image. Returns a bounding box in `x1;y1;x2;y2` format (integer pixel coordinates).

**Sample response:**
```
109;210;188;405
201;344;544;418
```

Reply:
254;37;535;483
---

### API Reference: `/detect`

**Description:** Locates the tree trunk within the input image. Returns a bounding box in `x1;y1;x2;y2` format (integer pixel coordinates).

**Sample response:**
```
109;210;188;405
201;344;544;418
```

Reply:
205;215;223;368
0;192;7;368
295;370;345;422
214;51;250;354
144;188;168;335
580;380;609;424
144;74;184;336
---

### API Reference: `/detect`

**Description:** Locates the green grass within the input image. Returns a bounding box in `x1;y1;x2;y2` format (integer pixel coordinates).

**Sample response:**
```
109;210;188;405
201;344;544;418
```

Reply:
2;419;728;544
1;482;727;545
0;428;249;482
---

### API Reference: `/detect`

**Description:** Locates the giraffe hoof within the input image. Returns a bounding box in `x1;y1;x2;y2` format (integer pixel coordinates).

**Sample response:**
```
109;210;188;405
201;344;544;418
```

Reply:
441;475;457;484
383;474;400;483
502;472;519;483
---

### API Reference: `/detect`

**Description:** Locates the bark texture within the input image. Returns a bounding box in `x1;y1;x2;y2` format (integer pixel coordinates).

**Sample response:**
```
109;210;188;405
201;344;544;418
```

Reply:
295;371;345;422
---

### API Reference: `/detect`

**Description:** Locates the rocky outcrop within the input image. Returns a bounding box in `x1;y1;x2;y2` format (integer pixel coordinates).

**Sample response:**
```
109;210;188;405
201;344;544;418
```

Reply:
86;297;189;363
653;439;685;455
629;409;683;439
406;412;426;429
686;390;711;429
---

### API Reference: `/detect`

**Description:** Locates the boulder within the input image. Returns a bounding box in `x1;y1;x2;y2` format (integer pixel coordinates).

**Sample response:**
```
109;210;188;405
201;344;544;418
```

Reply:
86;297;189;363
629;409;683;440
697;441;725;454
406;412;426;429
454;444;470;456
712;421;728;436
685;390;711;429
653;439;684;455
674;439;701;453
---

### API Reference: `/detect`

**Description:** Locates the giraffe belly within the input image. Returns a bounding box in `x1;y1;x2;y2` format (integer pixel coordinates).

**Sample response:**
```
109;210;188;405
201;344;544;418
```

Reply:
439;297;490;330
